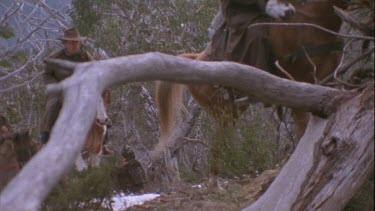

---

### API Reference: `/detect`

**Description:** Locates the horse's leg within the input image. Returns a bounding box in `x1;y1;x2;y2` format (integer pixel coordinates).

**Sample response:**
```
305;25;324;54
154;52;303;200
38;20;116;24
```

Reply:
88;124;106;167
188;85;237;192
208;123;236;193
77;96;108;170
75;153;88;171
89;149;102;167
291;110;310;140
208;133;223;192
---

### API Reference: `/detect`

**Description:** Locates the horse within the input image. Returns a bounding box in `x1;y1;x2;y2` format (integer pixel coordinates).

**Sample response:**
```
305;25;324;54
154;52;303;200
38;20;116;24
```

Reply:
0;115;20;191
13;91;111;173
155;0;346;191
0;116;42;191
13;129;42;168
75;90;111;171
269;0;346;137
0;90;110;190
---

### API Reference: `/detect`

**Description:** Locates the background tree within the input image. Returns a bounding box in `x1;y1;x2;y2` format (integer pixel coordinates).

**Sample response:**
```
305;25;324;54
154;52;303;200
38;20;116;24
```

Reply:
0;0;72;133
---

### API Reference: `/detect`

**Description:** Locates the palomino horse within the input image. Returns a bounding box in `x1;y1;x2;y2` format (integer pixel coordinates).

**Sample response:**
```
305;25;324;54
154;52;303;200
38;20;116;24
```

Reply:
155;0;346;190
75;90;110;171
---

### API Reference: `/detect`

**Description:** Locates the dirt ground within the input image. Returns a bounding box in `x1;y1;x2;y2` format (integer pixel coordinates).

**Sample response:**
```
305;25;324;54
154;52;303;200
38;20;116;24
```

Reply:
128;168;280;211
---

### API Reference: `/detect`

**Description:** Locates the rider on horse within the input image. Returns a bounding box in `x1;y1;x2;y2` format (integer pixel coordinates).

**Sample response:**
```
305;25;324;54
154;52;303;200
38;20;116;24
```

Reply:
209;0;295;72
39;28;94;144
205;0;295;118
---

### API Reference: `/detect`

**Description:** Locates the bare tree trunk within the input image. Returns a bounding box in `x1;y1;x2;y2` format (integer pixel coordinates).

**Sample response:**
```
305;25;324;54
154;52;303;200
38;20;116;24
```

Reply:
245;84;374;211
0;53;356;210
207;4;223;40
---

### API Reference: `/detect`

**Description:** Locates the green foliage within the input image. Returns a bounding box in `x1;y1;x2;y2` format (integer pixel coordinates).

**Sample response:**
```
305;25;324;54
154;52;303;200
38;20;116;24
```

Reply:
71;0;217;55
180;165;202;183
205;114;277;179
71;0;104;36
0;59;11;68
0;25;15;39
14;51;28;63
42;158;119;211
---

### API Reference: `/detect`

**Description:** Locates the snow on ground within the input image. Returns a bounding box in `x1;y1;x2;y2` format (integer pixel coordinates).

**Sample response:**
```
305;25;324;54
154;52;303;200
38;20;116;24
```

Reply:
104;193;160;210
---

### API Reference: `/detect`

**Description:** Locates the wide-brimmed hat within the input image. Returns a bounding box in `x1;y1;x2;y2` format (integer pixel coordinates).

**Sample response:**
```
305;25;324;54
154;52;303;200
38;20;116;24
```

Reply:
59;27;86;42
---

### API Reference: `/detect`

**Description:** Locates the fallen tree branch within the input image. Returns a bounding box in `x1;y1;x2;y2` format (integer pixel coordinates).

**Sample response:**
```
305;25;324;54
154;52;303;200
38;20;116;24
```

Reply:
0;52;354;210
46;53;353;115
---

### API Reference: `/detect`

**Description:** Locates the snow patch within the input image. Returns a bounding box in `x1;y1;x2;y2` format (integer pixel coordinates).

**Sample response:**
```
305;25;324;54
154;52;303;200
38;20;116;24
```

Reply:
104;193;160;210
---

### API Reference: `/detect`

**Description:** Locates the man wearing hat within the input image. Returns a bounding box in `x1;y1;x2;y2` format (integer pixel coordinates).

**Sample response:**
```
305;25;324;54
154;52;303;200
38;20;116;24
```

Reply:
39;27;94;144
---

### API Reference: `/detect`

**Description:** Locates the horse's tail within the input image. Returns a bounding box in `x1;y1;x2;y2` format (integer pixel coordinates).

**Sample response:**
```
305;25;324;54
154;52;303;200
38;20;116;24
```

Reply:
154;52;201;152
155;81;185;151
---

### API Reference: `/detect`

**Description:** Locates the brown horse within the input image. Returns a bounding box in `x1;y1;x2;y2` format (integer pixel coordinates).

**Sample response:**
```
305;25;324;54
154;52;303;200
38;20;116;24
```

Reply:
13;129;42;168
155;0;345;190
0;92;110;191
269;0;346;137
0;117;41;191
75;90;110;171
0;115;19;192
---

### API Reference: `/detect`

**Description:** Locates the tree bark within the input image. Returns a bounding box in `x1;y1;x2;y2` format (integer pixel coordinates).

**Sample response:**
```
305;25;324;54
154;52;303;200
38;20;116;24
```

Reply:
0;53;356;210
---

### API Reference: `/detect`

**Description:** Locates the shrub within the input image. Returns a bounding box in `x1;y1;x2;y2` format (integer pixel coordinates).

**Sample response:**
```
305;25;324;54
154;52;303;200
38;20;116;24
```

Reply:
204;112;278;179
42;157;119;211
180;165;202;183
